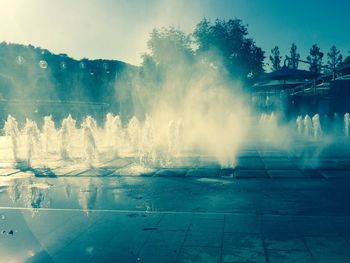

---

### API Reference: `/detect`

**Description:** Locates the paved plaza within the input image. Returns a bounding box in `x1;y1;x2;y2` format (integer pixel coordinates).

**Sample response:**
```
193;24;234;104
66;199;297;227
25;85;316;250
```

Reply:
1;142;350;262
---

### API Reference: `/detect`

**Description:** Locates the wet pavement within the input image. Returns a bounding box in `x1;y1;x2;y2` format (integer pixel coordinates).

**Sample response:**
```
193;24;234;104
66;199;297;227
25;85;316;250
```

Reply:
1;143;350;262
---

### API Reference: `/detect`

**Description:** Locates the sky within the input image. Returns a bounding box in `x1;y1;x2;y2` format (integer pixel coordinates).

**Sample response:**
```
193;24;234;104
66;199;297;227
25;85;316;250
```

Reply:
1;0;349;66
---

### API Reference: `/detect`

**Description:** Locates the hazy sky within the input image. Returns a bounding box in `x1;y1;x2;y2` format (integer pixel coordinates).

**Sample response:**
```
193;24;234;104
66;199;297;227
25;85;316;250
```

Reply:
1;0;349;66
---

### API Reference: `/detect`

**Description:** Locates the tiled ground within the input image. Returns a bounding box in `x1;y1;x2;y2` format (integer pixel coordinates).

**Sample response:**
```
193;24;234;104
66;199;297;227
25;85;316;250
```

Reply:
1;210;350;263
1;143;350;262
0;144;349;180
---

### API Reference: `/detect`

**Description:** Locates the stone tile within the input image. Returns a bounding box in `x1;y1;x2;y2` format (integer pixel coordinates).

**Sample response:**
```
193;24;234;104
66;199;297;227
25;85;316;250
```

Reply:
53;167;79;176
44;214;103;255
25;251;55;263
91;247;136;263
113;164;157;176
144;229;186;249
224;215;261;234
0;210;45;260
236;158;265;169
304;236;350;263
222;248;265;263
20;210;79;238
100;158;133;169
184;231;222;247
297;158;322;169
220;168;234;178
106;228;149;252
186;168;220;177
158;214;193;231
190;217;224;231
265;236;306;250
138;247;178;263
167;157;199;168
154;169;188;177
338;159;350;170
75;168;115;176
223;233;264;251
318;159;349;170
267;170;304;179
263;158;297;170
259;151;287;158
301;169;325;179
222;233;266;262
192;213;225;220
184;217;224;247
267;249;313;263
332;217;350;234
53;245;98;262
71;228;115;248
320;170;350;179
291;216;337;236
236;150;260;158
196;157;222;168
177;246;221;263
235;169;269;179
261;216;299;237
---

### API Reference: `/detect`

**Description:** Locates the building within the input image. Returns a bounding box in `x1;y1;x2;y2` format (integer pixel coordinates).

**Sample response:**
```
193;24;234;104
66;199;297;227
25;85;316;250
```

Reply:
251;64;350;117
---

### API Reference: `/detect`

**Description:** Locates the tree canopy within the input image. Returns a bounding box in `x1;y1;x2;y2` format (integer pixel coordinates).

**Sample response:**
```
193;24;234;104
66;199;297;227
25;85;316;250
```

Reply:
193;18;265;81
307;44;324;73
327;45;343;71
269;46;282;71
287;43;300;70
140;18;265;87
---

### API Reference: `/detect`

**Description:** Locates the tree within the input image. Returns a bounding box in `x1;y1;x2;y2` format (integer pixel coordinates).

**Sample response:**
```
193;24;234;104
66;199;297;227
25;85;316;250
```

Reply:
269;46;281;71
327;45;343;71
193;18;265;82
307;44;323;73
287;43;300;69
146;27;193;67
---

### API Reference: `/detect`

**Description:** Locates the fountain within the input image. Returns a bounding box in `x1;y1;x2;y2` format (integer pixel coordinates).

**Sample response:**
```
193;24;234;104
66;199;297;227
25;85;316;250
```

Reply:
3;115;20;161
2;110;350;174
127;116;141;154
303;115;312;137
24;118;41;167
312;114;322;138
139;115;156;164
82;116;97;164
296;115;303;135
344;113;350;137
111;115;123;156
42;115;56;153
59;117;72;160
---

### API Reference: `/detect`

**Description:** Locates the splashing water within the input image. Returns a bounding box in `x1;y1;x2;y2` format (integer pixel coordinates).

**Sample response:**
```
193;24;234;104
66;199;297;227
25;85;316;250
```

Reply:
303;115;312;137
312;114;322;139
344;113;350;137
2;111;350;172
24;119;41;167
42;115;56;153
82;116;97;164
4;115;20;161
296;115;303;135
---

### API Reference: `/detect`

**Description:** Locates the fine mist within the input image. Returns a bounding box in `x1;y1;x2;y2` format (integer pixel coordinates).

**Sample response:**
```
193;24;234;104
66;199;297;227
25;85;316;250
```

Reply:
116;27;254;167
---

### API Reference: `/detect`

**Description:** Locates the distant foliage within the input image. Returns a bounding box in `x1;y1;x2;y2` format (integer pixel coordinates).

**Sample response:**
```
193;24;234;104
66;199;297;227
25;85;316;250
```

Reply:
342;53;350;66
287;43;300;69
0;42;131;106
307;44;324;73
147;27;194;67
269;46;282;71
327;45;343;71
139;18;265;92
193;18;265;82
